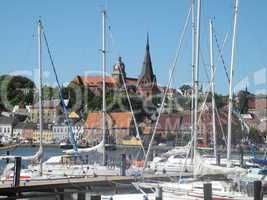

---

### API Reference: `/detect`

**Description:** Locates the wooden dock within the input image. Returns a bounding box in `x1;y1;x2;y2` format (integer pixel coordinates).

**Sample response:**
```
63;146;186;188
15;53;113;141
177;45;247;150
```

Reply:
0;174;172;199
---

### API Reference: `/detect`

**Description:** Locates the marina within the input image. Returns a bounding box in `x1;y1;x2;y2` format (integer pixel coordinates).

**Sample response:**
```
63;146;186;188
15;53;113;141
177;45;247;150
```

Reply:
0;0;267;199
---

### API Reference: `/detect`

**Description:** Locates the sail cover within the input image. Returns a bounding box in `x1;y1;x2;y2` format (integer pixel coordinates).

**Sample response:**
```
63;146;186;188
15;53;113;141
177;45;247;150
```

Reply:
251;158;267;166
0;145;43;161
63;139;104;155
193;151;247;177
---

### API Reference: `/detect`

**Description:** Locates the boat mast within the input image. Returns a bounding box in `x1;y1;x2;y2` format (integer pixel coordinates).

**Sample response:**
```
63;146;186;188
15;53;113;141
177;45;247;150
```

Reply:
38;19;43;175
193;0;201;159
227;0;239;168
101;10;107;166
209;19;217;158
191;0;196;161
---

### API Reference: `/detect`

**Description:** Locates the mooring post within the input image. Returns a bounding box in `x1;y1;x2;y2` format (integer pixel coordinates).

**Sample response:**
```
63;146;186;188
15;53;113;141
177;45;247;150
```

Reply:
55;188;64;200
91;195;101;200
120;154;126;176
203;183;212;200
13;157;21;187
77;192;85;200
254;181;262;200
155;186;162;200
240;146;244;167
6;150;10;164
216;153;220;166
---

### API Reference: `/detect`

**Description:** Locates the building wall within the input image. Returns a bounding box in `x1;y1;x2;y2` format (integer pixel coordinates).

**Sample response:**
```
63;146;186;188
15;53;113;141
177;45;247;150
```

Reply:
31;108;57;124
52;125;68;142
13;128;23;138
32;129;53;143
84;128;133;145
21;129;34;140
0;125;12;138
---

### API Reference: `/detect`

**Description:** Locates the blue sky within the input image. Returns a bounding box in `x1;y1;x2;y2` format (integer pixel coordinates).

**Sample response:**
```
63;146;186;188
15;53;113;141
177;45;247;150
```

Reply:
0;0;266;94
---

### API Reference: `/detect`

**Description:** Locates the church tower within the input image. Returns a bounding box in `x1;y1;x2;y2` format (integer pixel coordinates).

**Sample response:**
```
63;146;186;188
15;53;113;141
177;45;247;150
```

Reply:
112;56;126;87
137;34;158;98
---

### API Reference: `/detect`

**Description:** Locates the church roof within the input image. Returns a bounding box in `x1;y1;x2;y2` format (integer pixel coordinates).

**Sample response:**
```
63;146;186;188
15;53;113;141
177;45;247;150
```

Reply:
85;112;133;129
75;75;137;88
137;34;156;85
78;76;116;87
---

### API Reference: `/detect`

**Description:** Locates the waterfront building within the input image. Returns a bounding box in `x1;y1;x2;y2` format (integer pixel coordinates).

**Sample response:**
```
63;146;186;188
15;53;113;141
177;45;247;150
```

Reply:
29;99;69;124
0;115;15;143
32;124;53;143
13;122;36;141
84;112;135;145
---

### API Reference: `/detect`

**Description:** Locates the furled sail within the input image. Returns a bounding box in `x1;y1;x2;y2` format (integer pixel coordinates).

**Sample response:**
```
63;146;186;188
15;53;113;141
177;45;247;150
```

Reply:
63;139;104;155
0;145;43;162
193;151;247;177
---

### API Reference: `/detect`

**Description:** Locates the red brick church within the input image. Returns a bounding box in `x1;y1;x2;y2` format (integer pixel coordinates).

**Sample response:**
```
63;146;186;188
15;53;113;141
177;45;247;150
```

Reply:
72;35;160;98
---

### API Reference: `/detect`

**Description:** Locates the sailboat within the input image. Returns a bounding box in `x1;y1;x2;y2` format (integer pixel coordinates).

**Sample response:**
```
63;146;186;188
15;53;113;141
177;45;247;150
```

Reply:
0;12;125;182
106;0;256;199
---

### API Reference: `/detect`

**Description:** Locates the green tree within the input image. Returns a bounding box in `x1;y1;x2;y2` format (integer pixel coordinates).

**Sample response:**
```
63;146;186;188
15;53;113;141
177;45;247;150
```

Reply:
249;127;262;144
0;75;35;109
206;92;225;109
238;90;251;114
179;84;192;93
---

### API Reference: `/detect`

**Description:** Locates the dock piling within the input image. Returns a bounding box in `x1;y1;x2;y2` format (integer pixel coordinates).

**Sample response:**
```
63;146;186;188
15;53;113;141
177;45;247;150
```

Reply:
120;154;126;176
216;153;220;166
203;183;212;200
91;195;101;200
77;192;86;200
155;186;162;200
240;146;244;167
13;157;21;187
254;181;262;200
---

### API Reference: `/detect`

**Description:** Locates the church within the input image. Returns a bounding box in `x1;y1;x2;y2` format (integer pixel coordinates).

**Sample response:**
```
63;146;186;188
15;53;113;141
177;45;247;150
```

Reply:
72;35;160;98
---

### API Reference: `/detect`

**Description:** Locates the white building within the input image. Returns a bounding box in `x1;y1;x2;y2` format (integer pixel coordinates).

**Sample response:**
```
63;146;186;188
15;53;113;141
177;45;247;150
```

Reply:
0;115;15;144
52;124;69;142
52;122;84;143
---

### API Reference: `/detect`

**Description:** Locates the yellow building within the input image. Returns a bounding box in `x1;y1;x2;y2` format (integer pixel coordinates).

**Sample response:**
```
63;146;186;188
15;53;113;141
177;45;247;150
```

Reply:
32;127;53;143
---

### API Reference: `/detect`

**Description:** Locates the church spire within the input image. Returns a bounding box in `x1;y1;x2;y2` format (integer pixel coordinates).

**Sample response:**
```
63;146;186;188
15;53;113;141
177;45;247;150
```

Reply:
138;33;155;84
146;32;150;51
137;33;159;97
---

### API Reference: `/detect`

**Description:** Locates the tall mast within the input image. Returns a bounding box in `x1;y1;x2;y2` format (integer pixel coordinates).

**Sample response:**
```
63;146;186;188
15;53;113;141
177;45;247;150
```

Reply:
38;19;43;175
193;0;201;159
227;0;239;168
101;10;107;166
191;0;196;161
209;19;217;158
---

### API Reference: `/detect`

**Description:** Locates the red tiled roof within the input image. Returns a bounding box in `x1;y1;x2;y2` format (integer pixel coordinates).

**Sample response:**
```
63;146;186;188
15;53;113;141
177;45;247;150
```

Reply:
156;113;181;131
74;75;138;88
126;78;138;85
256;98;267;110
85;112;133;129
85;112;102;129
159;87;177;93
79;76;116;87
248;98;256;110
110;112;133;129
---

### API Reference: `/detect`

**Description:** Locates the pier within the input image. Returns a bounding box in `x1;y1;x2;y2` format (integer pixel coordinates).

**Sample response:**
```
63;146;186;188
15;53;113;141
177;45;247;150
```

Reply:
0;175;172;199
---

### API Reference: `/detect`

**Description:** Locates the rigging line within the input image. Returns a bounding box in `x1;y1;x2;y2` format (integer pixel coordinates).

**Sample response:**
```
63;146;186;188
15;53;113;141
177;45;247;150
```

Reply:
107;19;120;58
42;30;78;152
215;105;227;146
106;17;146;156
213;27;230;83
118;66;146;156
143;5;192;172
199;47;210;82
